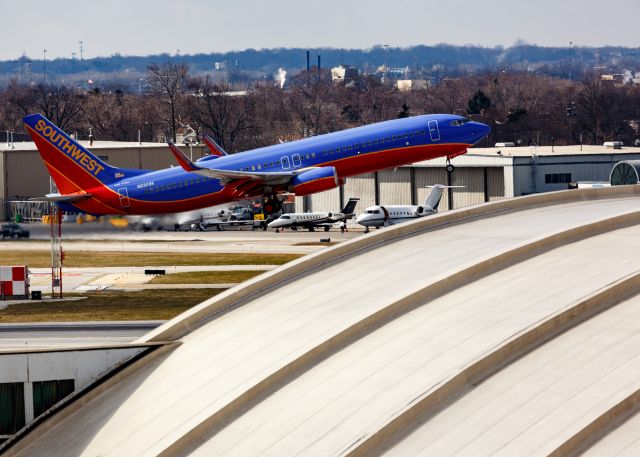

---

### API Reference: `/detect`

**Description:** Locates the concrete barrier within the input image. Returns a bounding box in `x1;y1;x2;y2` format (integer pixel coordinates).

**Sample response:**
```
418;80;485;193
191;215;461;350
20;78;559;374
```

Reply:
142;185;640;344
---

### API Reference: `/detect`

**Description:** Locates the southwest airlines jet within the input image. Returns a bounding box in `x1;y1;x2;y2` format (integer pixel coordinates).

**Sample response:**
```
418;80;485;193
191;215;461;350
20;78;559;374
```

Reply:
23;113;490;216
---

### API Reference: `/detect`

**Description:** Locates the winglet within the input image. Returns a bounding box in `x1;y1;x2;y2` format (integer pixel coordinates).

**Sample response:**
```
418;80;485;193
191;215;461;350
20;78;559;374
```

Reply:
168;143;201;172
203;135;228;157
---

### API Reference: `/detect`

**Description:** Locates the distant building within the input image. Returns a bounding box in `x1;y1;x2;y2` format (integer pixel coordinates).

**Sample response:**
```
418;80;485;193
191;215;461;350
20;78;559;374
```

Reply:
377;66;409;78
396;79;428;92
214;61;228;71
331;65;359;83
601;74;625;86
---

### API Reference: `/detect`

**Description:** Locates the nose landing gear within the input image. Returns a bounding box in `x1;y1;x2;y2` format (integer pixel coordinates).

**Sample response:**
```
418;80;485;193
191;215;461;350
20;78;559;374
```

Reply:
445;156;455;173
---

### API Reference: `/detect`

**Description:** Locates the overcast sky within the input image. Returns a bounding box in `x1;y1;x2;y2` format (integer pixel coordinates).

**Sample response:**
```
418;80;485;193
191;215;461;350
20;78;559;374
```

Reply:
3;0;638;61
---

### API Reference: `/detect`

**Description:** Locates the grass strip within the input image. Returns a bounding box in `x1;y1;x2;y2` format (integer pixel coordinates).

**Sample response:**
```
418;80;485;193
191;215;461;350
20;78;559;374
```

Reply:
0;250;301;268
0;288;223;322
149;270;266;284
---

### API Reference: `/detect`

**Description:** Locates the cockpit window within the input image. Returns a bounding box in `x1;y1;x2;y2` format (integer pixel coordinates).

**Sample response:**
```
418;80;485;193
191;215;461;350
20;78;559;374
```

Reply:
281;215;291;219
450;118;471;127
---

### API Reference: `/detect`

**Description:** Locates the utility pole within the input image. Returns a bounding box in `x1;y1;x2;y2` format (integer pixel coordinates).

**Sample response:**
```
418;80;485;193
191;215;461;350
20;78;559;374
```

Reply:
43;49;47;85
566;101;576;144
79;41;84;61
383;44;389;82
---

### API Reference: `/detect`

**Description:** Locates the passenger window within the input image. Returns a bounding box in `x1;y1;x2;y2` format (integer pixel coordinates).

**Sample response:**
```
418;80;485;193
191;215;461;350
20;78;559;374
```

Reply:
257;164;262;170
305;154;310;159
195;178;200;183
392;135;396;140
251;165;256;171
342;146;346;152
311;152;316;158
276;160;281;165
403;134;408;139
386;137;390;142
374;139;379;145
348;145;352;150
263;163;267;168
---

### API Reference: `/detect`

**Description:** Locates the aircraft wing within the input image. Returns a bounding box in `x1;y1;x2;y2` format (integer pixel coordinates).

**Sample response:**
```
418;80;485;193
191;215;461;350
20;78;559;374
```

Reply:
30;192;92;203
168;143;301;186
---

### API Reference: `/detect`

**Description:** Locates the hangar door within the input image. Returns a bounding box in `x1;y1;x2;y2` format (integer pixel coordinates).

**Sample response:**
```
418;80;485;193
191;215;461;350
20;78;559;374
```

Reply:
343;173;376;211
415;168;449;211
378;169;411;205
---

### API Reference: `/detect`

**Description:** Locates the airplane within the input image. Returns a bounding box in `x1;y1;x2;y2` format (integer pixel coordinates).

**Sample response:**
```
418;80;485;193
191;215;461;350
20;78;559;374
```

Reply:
22;113;490;216
127;203;262;231
268;198;359;232
127;203;235;231
356;184;461;232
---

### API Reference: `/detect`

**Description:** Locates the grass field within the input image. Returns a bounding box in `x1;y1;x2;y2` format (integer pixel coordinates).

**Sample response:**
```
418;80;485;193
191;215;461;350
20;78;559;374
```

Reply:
0;250;302;268
0;288;223;322
149;270;267;284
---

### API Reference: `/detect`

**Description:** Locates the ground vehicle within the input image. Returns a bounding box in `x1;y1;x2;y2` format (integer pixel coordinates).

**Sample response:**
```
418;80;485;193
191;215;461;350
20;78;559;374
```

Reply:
1;223;30;239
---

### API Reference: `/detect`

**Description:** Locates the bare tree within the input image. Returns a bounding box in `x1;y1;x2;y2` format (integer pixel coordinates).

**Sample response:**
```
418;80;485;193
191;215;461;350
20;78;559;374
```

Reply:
184;77;253;151
147;62;189;142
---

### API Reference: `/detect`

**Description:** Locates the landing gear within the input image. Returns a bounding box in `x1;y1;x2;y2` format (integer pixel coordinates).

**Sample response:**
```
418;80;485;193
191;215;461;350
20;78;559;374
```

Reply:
445;157;455;173
262;195;282;215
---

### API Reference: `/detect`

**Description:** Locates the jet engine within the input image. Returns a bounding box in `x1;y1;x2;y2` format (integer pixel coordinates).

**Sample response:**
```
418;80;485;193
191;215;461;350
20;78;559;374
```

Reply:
290;166;344;196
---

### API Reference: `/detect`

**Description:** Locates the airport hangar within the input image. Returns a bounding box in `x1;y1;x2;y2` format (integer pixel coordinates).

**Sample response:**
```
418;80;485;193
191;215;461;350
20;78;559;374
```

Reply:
3;185;640;455
2;139;640;220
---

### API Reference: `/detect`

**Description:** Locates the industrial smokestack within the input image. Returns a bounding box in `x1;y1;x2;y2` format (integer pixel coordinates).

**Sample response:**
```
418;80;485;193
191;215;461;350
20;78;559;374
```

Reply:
306;51;310;73
317;55;321;71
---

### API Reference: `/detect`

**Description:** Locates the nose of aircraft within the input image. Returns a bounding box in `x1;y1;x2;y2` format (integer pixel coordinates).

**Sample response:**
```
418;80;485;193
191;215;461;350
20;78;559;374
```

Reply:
470;121;491;144
474;122;491;140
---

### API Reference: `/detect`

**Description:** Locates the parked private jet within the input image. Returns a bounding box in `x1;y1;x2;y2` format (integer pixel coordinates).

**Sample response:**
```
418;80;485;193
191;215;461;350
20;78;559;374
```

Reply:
23;113;490;216
356;185;460;232
268;198;359;232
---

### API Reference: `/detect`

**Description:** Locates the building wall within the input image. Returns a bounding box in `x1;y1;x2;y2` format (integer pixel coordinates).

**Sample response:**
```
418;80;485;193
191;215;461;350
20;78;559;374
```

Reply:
0;347;146;443
513;153;640;195
378;169;411;205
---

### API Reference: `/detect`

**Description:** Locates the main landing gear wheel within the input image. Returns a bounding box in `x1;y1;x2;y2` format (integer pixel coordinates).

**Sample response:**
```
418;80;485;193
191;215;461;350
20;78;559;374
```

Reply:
445;157;455;173
262;196;282;215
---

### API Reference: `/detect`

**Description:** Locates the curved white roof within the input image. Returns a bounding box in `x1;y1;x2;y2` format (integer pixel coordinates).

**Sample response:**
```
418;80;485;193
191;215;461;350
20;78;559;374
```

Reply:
8;186;640;456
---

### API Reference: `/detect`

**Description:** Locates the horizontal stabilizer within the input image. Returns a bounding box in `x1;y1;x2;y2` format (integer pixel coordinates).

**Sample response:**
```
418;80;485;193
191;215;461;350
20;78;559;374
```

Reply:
30;193;92;203
168;143;202;172
203;136;228;157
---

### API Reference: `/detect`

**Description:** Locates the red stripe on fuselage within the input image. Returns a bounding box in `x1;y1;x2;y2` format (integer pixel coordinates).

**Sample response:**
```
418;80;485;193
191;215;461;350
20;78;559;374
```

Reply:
328;143;469;177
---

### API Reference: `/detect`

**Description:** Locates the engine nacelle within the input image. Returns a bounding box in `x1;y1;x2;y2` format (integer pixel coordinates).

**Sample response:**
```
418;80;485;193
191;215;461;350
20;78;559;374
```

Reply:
290;166;344;196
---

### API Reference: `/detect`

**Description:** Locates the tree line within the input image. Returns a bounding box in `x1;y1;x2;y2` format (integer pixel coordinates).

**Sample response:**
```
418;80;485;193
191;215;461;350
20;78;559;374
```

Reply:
2;62;640;151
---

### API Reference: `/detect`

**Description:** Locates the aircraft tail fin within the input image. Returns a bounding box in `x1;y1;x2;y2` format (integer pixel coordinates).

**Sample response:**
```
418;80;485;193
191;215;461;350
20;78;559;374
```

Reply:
23;114;147;195
341;197;360;215
424;185;465;212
